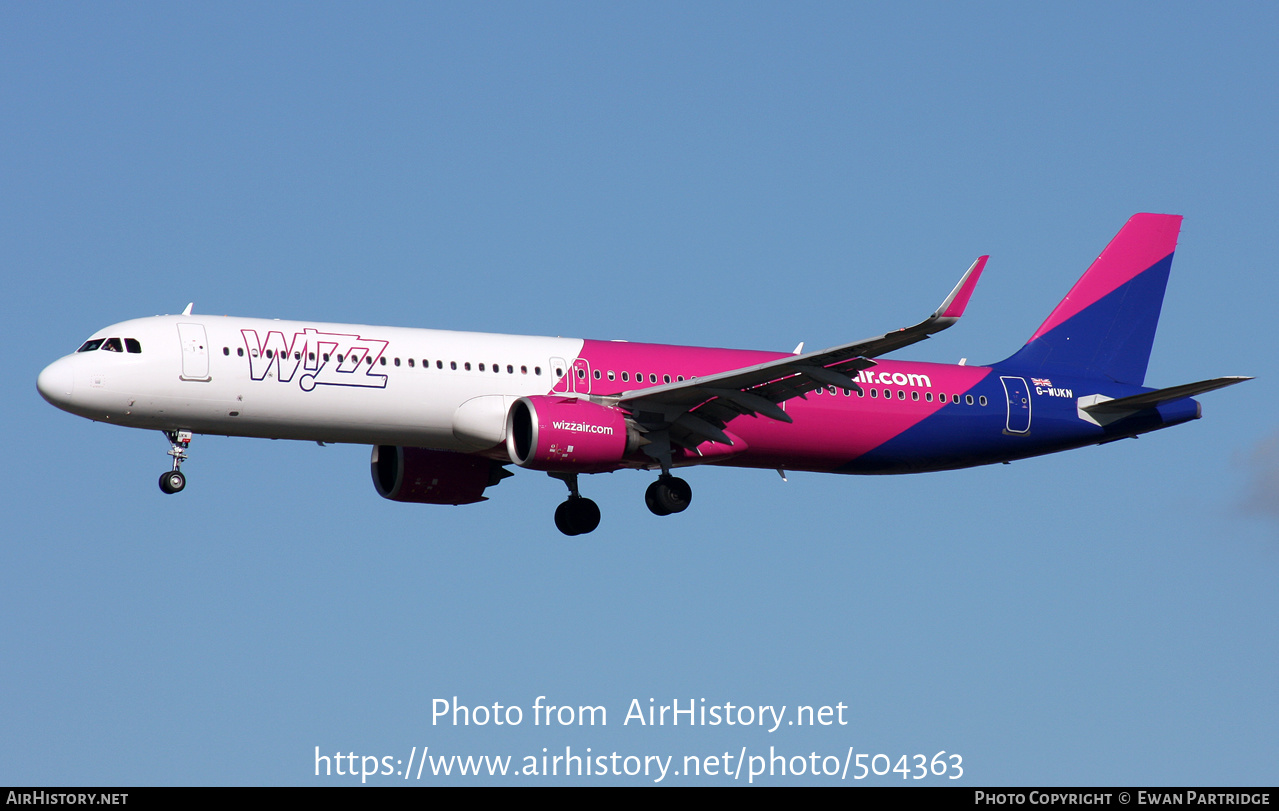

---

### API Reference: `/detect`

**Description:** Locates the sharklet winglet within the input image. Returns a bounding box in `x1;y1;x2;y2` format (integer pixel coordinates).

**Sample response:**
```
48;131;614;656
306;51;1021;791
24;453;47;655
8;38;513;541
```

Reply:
935;255;988;321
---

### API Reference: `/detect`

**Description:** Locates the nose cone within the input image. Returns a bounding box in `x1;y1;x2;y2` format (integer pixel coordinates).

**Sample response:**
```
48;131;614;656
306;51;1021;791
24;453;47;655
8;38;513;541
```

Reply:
37;356;76;409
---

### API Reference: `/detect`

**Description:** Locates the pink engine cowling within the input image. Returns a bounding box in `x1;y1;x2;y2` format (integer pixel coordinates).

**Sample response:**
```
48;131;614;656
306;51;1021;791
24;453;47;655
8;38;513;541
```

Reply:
371;445;511;505
505;396;640;471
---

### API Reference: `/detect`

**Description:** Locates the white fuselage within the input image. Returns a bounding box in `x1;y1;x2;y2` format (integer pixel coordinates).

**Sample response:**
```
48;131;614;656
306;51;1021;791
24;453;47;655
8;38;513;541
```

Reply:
38;314;583;452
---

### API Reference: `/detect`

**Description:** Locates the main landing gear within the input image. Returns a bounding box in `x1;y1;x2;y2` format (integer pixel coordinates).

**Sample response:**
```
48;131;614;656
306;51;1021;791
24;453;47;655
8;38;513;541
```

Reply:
645;474;692;517
550;472;601;536
548;472;693;535
159;430;192;494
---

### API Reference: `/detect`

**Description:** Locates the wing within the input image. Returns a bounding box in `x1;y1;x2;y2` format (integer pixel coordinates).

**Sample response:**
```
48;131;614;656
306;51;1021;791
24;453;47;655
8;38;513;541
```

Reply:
604;256;988;454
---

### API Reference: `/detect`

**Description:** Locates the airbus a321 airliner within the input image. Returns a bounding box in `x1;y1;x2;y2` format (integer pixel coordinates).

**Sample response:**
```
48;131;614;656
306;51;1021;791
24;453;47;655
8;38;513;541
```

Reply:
38;214;1248;535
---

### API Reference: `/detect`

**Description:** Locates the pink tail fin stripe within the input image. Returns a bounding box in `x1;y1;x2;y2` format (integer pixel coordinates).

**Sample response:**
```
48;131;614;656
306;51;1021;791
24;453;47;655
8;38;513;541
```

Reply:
1029;213;1182;343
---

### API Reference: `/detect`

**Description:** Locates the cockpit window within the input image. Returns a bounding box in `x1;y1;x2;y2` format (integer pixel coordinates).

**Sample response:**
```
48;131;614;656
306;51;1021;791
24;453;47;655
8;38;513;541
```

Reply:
77;337;143;353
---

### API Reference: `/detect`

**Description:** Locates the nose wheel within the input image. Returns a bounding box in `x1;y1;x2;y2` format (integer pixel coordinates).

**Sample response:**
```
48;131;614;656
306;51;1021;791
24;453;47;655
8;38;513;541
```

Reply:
159;430;192;495
645;474;691;516
159;470;186;494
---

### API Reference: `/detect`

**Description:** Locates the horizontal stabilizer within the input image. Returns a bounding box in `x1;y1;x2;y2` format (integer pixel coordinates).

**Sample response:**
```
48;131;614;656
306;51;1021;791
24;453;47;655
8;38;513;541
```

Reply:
1080;376;1252;415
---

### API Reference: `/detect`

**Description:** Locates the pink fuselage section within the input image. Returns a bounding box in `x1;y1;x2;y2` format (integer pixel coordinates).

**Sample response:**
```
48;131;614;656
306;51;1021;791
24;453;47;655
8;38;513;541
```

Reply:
563;339;995;474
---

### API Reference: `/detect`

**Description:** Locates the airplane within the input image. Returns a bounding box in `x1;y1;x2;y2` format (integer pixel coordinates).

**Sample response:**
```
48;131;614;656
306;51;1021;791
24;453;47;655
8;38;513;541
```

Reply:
37;214;1249;535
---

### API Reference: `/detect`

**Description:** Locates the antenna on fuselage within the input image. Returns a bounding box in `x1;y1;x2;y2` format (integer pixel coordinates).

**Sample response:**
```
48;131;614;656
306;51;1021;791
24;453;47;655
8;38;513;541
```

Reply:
181;303;194;316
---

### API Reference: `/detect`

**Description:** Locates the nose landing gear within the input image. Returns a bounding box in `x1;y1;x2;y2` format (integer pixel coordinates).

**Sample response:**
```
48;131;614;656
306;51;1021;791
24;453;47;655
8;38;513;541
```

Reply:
159;430;192;494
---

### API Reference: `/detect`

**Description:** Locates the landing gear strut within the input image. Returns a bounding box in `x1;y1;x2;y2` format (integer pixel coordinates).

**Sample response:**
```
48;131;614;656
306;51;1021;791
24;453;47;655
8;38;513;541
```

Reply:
645;474;691;516
549;472;601;536
159;430;192;494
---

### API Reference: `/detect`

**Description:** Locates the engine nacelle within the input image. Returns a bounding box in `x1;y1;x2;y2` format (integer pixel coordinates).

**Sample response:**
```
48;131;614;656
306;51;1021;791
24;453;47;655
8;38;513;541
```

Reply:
506;396;640;471
371;445;511;505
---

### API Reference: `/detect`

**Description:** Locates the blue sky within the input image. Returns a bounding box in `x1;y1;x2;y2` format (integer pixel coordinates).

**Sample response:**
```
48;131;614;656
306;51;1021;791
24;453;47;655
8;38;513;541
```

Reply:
3;3;1277;785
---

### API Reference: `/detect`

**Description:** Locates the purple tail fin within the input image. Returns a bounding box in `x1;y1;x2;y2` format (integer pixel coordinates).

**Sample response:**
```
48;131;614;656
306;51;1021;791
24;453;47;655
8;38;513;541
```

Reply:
1000;213;1182;385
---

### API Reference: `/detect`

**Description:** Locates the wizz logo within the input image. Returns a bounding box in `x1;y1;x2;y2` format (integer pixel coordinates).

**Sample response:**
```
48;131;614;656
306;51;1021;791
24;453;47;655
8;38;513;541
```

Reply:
241;328;389;391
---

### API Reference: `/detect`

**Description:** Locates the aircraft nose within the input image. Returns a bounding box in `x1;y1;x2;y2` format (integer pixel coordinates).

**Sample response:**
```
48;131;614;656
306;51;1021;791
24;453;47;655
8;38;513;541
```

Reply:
37;356;76;407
